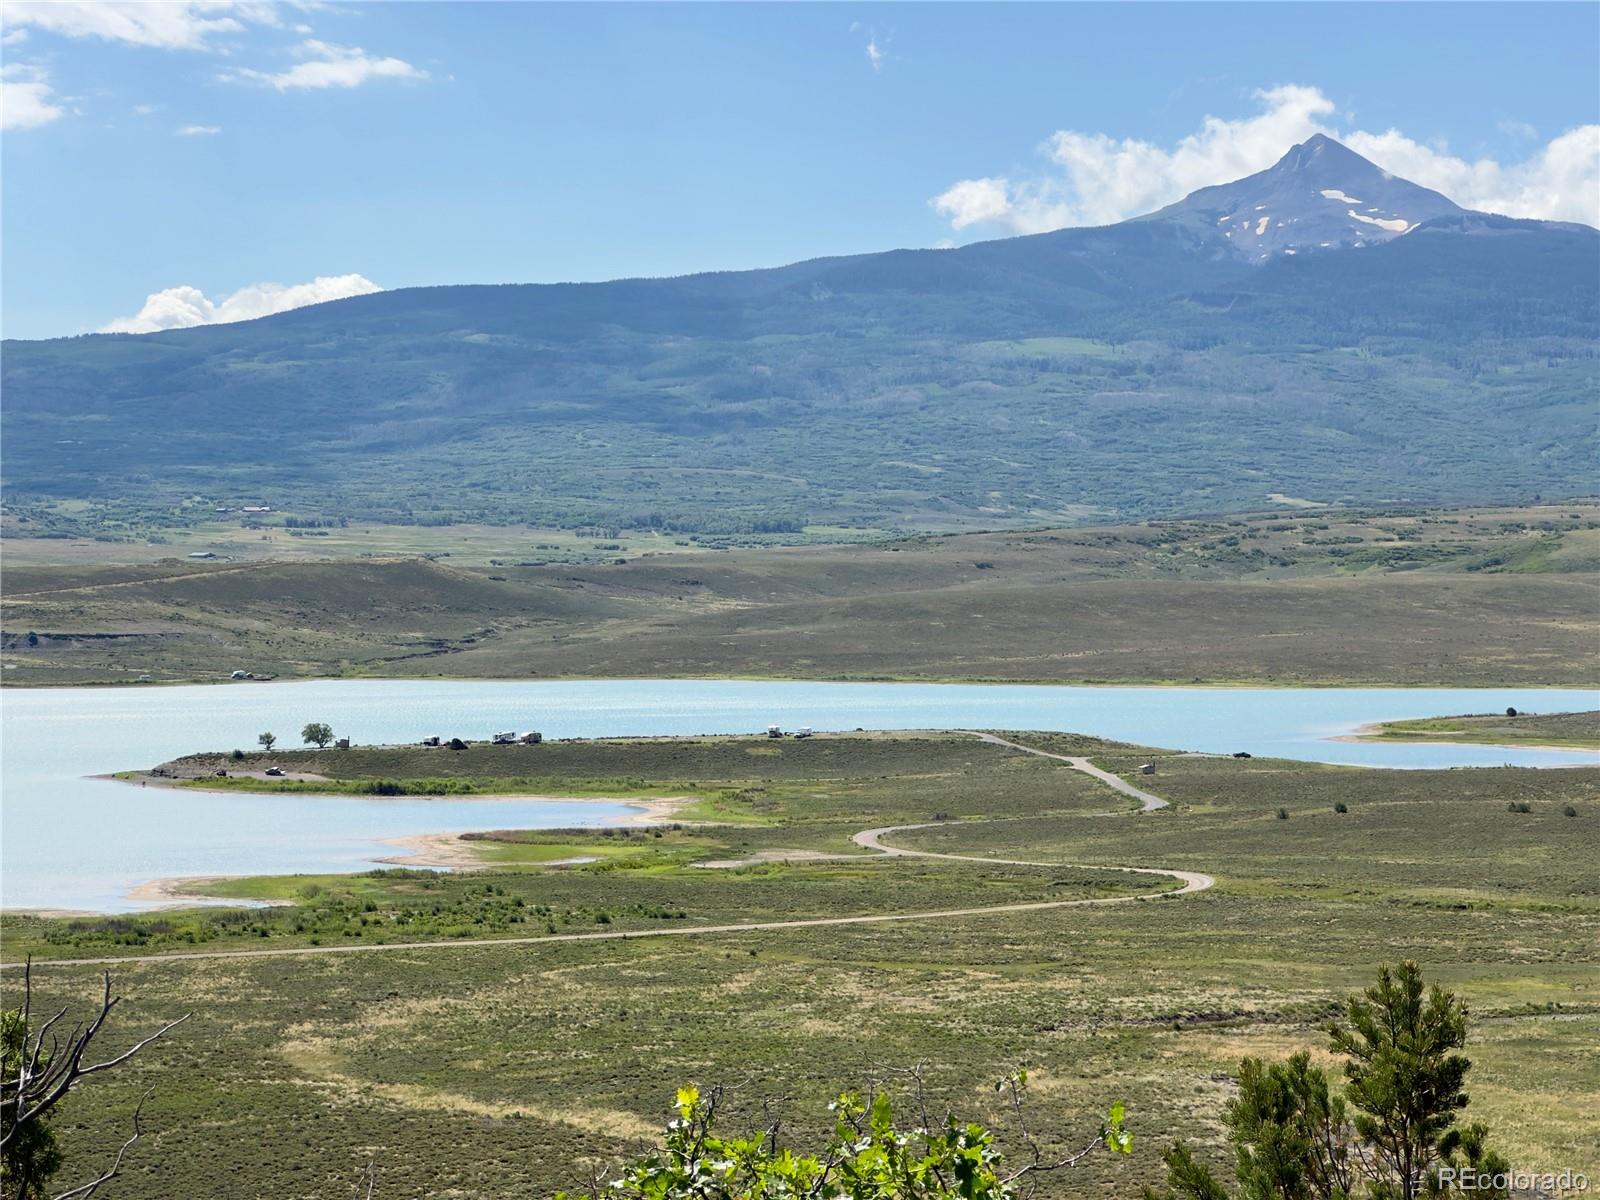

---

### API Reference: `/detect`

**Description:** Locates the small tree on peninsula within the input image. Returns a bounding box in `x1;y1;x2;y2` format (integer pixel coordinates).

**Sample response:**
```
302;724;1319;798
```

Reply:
301;722;333;749
257;731;277;753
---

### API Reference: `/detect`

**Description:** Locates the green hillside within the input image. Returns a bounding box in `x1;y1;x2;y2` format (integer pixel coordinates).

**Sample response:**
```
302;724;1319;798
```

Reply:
3;215;1595;536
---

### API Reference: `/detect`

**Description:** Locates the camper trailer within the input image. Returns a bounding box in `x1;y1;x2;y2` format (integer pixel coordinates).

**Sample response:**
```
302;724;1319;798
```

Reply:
492;731;517;745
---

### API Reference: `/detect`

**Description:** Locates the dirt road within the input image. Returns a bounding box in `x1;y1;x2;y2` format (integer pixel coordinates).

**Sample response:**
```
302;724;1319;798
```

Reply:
966;731;1169;810
8;736;1212;970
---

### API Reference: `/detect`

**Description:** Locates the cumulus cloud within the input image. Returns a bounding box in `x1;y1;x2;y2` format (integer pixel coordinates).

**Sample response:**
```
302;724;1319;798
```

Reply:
0;1;279;51
932;85;1600;235
174;123;221;136
101;274;382;334
929;177;1023;230
1342;124;1599;227
221;39;428;90
1;63;63;131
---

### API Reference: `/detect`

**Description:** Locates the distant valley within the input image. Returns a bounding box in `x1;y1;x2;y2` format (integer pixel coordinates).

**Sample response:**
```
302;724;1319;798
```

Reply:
5;503;1595;688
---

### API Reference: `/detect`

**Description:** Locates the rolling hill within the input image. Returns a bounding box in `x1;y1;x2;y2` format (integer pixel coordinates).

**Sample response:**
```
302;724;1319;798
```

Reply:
3;136;1596;536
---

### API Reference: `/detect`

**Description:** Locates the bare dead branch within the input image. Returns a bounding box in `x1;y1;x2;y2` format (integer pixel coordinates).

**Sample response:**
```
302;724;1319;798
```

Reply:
1000;1130;1110;1183
3;963;188;1150
351;1156;379;1200
47;1087;150;1200
3;960;189;1199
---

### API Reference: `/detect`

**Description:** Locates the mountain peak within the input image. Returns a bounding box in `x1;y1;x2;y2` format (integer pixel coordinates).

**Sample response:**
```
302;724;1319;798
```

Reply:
1149;134;1464;261
1276;133;1375;174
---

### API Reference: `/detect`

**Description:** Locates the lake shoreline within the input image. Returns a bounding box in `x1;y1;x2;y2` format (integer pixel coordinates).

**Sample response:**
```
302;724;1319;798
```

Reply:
90;793;695;911
1336;718;1600;756
6;673;1598;692
8;681;1598;914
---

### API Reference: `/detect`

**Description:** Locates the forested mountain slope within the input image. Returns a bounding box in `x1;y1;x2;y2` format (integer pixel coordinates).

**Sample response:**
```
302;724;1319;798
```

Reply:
4;138;1595;534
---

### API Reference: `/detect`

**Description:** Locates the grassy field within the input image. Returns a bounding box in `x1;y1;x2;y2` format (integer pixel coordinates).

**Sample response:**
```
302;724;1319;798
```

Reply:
1362;709;1599;749
0;515;887;571
3;503;1597;687
4;731;1596;1198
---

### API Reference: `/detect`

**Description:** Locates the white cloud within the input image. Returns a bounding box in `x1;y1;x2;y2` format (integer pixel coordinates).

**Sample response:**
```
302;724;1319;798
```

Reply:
1342;124;1600;227
1;62;63;131
174;123;221;136
932;85;1600;235
221;39;427;90
101;274;382;334
0;1;280;51
931;177;1023;230
851;22;887;72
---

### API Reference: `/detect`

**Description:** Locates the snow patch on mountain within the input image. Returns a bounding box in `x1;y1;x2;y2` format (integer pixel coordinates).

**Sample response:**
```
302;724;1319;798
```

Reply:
1148;134;1464;260
1349;211;1413;233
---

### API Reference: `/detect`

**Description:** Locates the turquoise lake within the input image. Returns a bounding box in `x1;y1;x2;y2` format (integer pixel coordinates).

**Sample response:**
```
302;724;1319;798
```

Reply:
2;680;1594;912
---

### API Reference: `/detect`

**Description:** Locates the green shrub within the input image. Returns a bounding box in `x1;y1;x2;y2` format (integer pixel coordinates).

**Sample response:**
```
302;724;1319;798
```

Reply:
559;1083;1131;1200
1150;962;1509;1200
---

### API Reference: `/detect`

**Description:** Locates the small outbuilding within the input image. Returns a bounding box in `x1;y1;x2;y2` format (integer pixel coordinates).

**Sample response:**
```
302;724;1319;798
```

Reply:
1139;763;1156;776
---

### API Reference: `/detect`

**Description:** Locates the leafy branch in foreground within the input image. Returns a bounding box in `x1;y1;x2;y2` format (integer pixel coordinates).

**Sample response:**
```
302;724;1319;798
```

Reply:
1;963;189;1200
561;1074;1133;1200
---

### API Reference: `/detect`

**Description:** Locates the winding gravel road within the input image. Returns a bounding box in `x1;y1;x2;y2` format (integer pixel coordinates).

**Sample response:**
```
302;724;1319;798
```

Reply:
9;735;1213;969
966;731;1169;811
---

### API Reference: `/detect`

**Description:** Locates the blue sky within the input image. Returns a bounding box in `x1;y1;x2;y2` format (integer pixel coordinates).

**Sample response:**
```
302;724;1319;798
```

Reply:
3;1;1597;339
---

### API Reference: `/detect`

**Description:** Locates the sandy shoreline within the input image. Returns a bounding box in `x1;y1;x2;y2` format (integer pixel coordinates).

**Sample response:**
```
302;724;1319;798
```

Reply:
1333;722;1599;755
85;792;695;908
374;795;692;869
123;876;294;908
